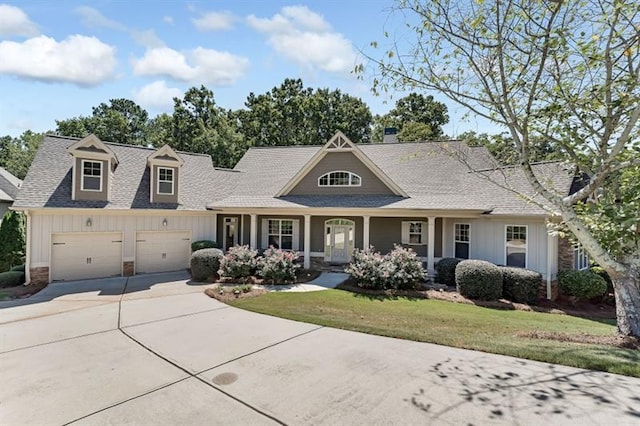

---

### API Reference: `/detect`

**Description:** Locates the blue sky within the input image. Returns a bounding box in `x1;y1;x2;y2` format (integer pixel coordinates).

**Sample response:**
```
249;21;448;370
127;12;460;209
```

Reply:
0;1;500;138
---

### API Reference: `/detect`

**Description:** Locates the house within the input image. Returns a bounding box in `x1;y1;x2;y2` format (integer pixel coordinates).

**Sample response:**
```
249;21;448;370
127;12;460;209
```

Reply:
0;167;22;223
13;132;581;298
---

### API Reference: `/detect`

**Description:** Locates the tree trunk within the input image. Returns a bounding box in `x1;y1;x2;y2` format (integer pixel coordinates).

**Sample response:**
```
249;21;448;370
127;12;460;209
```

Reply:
612;268;640;337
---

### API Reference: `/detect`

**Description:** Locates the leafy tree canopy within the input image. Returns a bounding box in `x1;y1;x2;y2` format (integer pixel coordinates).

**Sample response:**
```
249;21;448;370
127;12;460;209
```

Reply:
372;93;449;142
0;131;42;179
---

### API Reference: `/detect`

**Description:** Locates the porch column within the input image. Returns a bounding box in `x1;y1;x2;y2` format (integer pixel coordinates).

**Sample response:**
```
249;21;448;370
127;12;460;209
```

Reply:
427;216;436;274
363;215;370;249
250;214;257;250
304;214;311;269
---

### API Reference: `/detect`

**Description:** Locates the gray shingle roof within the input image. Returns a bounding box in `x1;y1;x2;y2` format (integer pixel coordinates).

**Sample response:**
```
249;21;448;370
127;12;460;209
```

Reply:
208;141;574;216
13;135;235;210
0;167;22;201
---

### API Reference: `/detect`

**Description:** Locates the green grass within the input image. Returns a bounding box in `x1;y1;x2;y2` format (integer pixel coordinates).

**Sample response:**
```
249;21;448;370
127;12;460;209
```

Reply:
230;290;640;377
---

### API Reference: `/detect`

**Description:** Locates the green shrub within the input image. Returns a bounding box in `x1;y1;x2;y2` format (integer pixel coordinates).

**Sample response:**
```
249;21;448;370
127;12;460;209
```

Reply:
0;271;25;288
590;266;613;294
345;245;425;290
10;264;25;272
0;211;26;269
219;245;258;279
455;260;503;300
191;240;218;252
435;258;462;286
500;266;541;304
259;247;300;284
190;248;224;281
558;270;607;300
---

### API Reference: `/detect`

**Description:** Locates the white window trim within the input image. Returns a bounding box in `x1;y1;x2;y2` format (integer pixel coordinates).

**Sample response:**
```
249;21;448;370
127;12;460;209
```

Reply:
318;170;362;187
262;218;300;251
505;224;528;268
573;244;589;270
453;223;470;259
157;166;175;195
80;159;102;192
401;221;427;245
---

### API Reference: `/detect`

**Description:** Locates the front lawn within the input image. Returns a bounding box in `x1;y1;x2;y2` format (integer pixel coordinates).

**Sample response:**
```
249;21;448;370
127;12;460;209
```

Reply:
229;289;639;377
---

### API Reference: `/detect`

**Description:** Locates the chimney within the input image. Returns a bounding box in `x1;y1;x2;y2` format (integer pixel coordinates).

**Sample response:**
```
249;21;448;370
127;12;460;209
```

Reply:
383;127;398;144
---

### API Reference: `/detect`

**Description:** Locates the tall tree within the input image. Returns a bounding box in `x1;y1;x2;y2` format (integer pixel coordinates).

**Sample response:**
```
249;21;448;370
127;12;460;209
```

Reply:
372;93;449;142
238;78;373;146
0;131;42;179
55;98;150;145
366;0;640;335
459;131;561;165
0;210;26;270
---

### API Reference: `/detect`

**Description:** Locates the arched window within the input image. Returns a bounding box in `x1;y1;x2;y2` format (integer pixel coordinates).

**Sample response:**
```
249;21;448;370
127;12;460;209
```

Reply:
318;171;361;187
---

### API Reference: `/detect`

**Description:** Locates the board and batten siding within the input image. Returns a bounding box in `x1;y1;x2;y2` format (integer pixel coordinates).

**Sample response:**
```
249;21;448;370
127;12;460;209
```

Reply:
29;212;214;266
441;217;554;278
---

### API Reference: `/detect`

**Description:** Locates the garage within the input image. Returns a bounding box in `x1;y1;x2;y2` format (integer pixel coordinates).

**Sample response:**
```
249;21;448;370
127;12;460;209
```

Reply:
135;231;191;274
51;233;123;281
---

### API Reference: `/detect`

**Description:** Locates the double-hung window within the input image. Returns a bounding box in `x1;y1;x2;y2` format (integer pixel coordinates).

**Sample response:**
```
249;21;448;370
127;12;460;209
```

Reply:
81;160;102;191
506;225;527;268
454;223;470;259
402;221;427;245
268;219;293;250
158;167;174;195
574;244;589;270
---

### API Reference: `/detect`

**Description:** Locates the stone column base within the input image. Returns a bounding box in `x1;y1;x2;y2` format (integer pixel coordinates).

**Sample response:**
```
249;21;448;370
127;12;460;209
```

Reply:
123;261;134;277
29;266;49;286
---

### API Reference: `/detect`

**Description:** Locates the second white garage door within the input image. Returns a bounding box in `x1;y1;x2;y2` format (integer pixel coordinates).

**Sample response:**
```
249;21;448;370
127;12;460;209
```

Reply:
135;231;191;274
51;232;122;282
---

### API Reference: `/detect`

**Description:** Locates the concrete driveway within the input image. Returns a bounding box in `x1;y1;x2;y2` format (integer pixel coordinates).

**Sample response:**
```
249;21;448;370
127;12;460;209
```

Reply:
1;272;639;425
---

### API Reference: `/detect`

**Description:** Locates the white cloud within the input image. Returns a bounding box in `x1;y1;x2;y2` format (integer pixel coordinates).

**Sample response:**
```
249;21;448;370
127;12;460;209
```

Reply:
133;80;181;110
0;35;117;86
130;29;164;48
75;6;126;31
247;6;355;74
192;11;235;31
132;46;249;86
163;16;174;25
0;4;39;37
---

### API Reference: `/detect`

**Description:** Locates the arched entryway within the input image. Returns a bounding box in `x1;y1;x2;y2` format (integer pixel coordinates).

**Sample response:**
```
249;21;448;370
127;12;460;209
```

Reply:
324;219;355;263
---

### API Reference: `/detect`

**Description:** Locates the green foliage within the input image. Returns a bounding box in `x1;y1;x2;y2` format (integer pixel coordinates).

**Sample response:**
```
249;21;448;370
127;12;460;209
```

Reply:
258;247;300;284
0;131;42;179
238;78;373;146
10;264;25;272
0;211;26;270
346;245;425;290
590;266;613;294
190;248;224;282
232;284;253;294
372;93;448;142
500;266;542;305
558;270;607;301
459;131;561;165
191;240;218;252
218;245;258;279
435;258;462;286
455;260;503;301
0;271;24;288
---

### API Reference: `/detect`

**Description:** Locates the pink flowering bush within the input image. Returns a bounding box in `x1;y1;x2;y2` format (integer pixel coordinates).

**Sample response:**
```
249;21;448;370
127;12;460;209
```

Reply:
346;245;425;290
218;245;258;279
258;247;301;284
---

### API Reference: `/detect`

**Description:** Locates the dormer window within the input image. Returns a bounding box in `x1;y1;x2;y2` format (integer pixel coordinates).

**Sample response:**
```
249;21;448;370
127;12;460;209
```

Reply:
81;160;102;191
318;171;361;187
157;167;174;195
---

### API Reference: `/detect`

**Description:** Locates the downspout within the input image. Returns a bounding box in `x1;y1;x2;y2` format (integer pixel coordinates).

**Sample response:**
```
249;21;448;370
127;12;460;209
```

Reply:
25;209;31;285
546;233;553;299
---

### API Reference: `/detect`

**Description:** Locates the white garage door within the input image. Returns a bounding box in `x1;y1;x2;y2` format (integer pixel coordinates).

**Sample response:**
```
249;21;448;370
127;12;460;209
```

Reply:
51;233;122;281
136;231;191;274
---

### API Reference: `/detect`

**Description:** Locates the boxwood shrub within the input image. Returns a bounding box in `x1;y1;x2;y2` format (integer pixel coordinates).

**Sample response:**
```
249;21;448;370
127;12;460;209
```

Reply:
590;266;613;294
455;259;503;300
500;266;541;304
0;271;25;288
191;240;218;252
557;269;607;300
435;258;462;286
190;248;224;281
10;264;25;272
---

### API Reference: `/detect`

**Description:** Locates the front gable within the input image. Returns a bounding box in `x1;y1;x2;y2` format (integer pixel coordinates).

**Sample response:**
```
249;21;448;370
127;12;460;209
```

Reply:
147;145;184;204
67;134;118;202
276;132;407;197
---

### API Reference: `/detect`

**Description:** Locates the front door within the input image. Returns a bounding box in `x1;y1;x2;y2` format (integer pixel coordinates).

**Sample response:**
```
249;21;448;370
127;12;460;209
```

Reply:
223;217;238;251
325;219;355;263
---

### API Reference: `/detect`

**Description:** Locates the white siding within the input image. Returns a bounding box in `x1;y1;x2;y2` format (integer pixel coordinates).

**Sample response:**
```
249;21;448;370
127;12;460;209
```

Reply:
29;212;215;266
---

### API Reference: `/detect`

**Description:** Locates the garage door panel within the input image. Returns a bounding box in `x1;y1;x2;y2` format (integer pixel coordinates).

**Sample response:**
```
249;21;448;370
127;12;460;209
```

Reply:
136;231;191;274
51;233;122;282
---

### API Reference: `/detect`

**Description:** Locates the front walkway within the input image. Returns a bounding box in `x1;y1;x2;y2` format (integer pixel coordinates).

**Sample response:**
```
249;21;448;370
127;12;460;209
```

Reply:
1;272;638;425
261;272;349;293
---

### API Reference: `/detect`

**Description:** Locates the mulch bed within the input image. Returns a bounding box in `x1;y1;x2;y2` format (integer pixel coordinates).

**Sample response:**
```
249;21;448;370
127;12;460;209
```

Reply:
517;330;640;350
0;282;48;300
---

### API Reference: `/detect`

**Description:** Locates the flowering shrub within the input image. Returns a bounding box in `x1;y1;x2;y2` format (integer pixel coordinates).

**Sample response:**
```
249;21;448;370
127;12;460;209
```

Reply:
218;245;258;279
346;245;425;290
259;247;300;284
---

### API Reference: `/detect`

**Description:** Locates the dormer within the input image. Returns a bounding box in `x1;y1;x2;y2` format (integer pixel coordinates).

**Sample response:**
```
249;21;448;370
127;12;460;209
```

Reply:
147;145;184;204
67;134;118;202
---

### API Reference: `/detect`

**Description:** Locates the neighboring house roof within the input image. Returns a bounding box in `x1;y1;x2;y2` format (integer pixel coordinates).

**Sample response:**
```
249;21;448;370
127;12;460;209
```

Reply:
13;135;235;211
208;139;574;216
0;167;22;202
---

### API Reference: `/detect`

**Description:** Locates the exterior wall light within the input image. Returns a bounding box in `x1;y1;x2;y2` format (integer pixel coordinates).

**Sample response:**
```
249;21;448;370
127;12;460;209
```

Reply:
162;218;168;227
86;218;92;227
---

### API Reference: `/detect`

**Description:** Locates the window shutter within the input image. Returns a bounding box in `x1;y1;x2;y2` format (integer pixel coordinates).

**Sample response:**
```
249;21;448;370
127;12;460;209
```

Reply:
401;222;410;244
261;219;268;249
421;221;428;245
292;220;300;251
